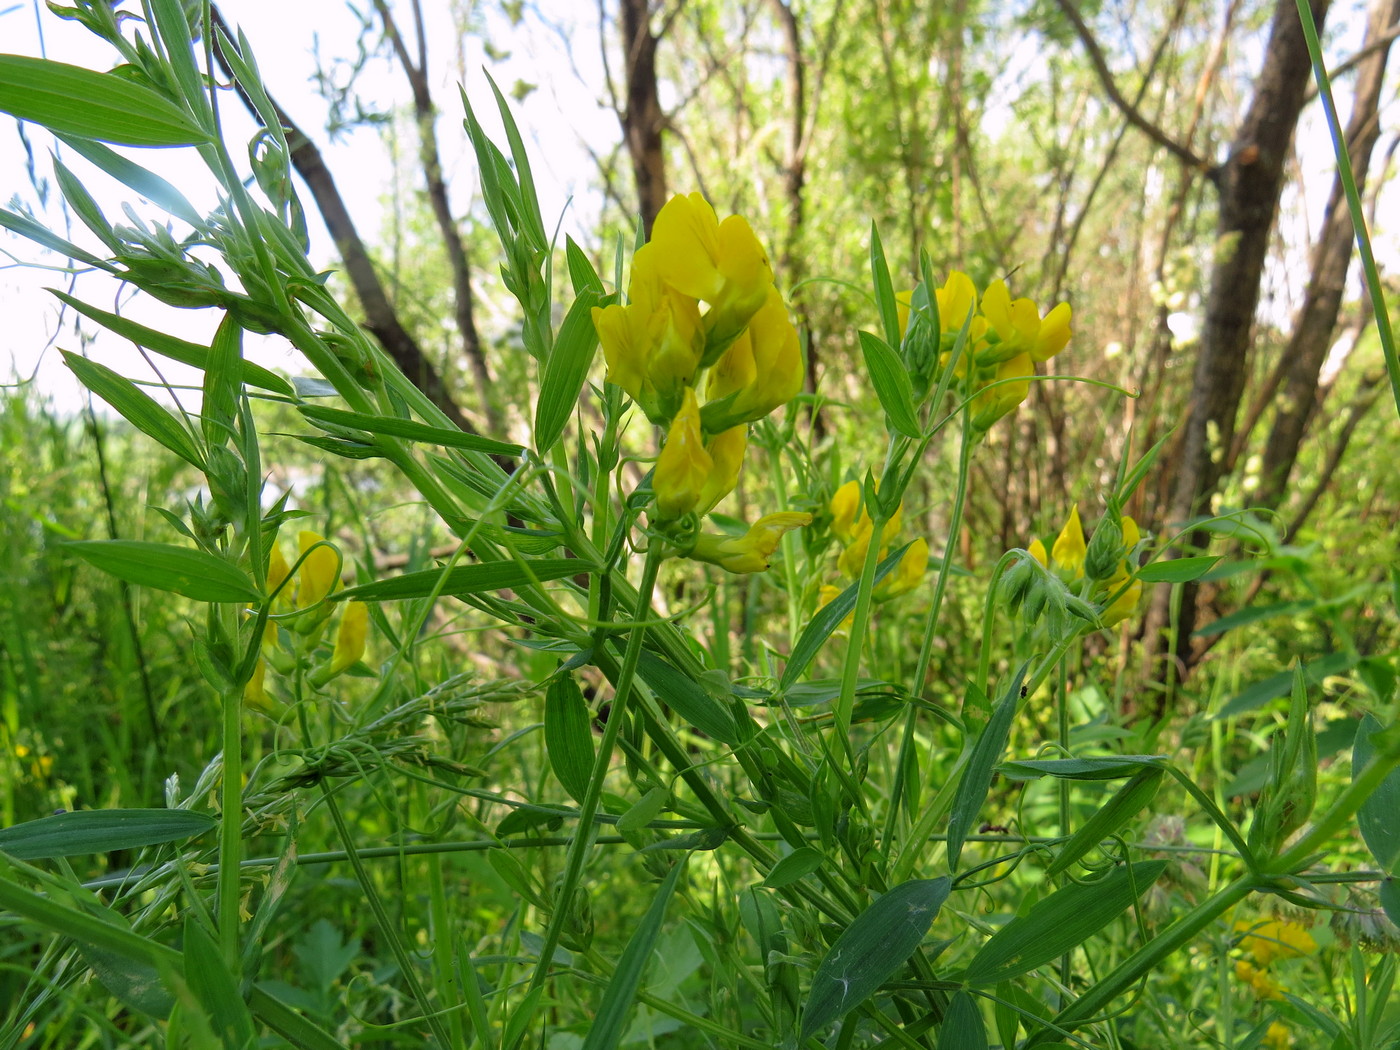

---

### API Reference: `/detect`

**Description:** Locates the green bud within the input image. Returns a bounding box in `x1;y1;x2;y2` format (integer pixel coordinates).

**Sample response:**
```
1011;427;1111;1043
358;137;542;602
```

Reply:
1248;664;1318;859
1083;514;1124;581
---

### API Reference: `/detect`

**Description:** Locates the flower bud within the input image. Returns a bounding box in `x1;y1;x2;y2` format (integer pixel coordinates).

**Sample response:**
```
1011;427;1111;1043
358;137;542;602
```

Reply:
1084;513;1123;581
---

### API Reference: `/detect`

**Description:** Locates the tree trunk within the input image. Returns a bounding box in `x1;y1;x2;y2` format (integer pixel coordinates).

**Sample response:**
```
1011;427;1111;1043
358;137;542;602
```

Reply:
1253;0;1399;509
1155;0;1331;681
619;0;667;234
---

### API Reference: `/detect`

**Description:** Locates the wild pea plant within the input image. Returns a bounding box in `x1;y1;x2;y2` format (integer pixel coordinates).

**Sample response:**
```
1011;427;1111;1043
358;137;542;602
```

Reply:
1;3;1398;1048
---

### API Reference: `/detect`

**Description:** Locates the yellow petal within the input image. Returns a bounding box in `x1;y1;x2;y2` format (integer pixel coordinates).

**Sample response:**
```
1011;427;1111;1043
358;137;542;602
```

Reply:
297;531;341;608
653;387;711;519
829;480;863;543
1120;514;1141;552
690;511;812;573
938;271;978;331
1051;506;1087;579
697;425;747;515
1033;301;1072;361
878;537;929;599
266;539;291;601
1028;538;1048;567
650;193;725;302
329;600;369;675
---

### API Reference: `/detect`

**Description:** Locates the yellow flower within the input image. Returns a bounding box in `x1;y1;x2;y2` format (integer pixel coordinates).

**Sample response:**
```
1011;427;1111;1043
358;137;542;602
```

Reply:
971;350;1034;430
329;601;369;676
1049;506;1087;579
703;286;803;429
696;424;746;515
1234;960;1283;1000
297;531;341;608
689;512;812;573
591;244;704;425
243;657;270;710
829;480;864;544
1101;575;1141;628
817;583;855;631
653;387;712;520
837;509;903;578
1264;1022;1291;1050
937;271;980;337
877;537;929;599
266;539;291;602
1121;515;1141;552
1028;538;1048;567
981;280;1072;364
1236;920;1316;967
649;193;773;359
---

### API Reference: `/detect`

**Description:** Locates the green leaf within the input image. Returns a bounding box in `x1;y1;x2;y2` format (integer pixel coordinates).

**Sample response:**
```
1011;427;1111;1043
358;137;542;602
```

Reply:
54;134;203;225
202;314;243;448
1046;767;1165;876
566;236;605;296
1134;556;1221;583
298;404;524;457
485;72;547;250
0;808;215;860
1216;651;1356;719
868;222;901;349
535;289;602;453
780;544;909;691
858;331;921;438
997;756;1165;781
800;877;951;1040
579;860;686;1050
336;558;588;602
1355;715;1400;872
182;918;256;1050
0;54;208;146
52;156;121;252
635;651;741;745
248;985;350;1050
50;292;291;394
544;672;595;804
763;846;825;889
62;350;205;469
947;664;1027;871
64;540;260;604
0;205;112;268
1380;877;1400;928
962;861;1167;985
1193;600;1316;638
616;786;668;834
938;991;988;1050
77;944;173;1019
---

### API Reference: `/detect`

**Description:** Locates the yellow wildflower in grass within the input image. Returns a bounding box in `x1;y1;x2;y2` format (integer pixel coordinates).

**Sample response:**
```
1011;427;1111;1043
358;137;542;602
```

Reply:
591;244;704;425
936;271;981;338
829;480;864;544
1101;573;1142;628
653;387;711;520
696;424;746;515
703;286;803;430
690;512;812;574
980;279;1072;364
1028;538;1049;567
971;350;1034;430
297;531;341;608
837;508;904;579
1264;1022;1291;1050
329;601;369;676
243;657;270;710
649;193;773;360
1234;960;1283;1000
1236;920;1317;967
877;537;930;599
1049;506;1087;579
267;539;292;603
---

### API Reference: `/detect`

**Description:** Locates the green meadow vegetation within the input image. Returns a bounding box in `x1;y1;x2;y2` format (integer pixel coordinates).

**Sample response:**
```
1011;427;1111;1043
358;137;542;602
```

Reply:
1;1;1399;1047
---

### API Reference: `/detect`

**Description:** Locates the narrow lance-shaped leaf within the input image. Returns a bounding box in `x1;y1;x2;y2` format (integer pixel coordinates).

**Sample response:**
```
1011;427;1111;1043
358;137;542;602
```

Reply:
0;808;216;860
65;540;260;604
1046;766;1165;877
336;558;589;602
800;877;952;1040
0;54;208;146
182;918;256;1049
62;350;206;470
947;663;1027;871
535;288;603;454
1355;714;1400;872
859;331;921;439
962;860;1168;986
544;671;595;805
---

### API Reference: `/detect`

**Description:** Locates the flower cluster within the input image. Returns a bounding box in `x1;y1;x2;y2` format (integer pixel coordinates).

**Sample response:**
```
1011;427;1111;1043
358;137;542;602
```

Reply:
1029;505;1142;628
818;480;929;615
245;529;370;711
898;271;1071;431
1233;917;1316;1003
592;193;809;572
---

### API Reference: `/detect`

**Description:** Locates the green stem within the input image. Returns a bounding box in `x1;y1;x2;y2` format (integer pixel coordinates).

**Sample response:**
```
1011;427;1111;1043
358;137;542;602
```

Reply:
527;545;663;994
217;673;242;972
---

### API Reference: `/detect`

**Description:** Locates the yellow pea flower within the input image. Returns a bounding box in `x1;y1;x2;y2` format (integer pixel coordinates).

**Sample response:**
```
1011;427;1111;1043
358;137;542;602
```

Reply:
696;424;746;515
1101;574;1142;627
937;271;980;335
329;601;369;676
981;280;1072;364
1050;506;1087;580
267;539;292;603
829;480;864;543
243;657;271;711
1236;919;1316;966
689;512;812;573
1234;959;1283;999
703;287;803;430
1121;514;1141;553
297;531;341;608
971;350;1034;430
1264;1022;1291;1050
591;244;704;425
817;583;854;632
1028;538;1048;567
653;387;711;520
650;193;773;359
877;537;929;599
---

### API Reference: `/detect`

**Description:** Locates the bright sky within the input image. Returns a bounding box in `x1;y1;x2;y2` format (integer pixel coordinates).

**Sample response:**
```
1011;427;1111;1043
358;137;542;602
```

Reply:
1;1;616;411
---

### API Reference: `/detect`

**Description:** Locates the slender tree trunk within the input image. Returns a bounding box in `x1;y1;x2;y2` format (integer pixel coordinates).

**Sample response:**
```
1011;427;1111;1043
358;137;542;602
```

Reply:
1158;0;1331;680
374;0;502;434
210;7;476;436
1253;0;1400;508
619;0;667;234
